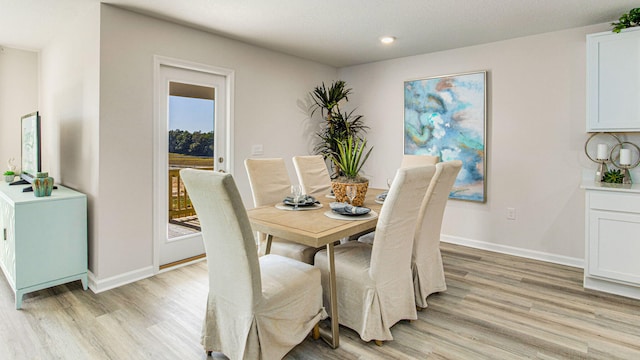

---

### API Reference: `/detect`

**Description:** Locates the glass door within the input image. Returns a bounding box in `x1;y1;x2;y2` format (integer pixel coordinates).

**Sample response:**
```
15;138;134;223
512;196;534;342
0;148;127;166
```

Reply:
155;62;229;268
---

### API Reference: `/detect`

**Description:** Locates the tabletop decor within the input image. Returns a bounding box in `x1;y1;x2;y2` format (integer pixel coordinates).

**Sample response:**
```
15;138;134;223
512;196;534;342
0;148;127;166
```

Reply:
309;80;369;178
404;71;487;202
584;132;622;182
329;201;371;216
33;172;54;197
329;136;372;206
3;170;15;183
4;158;16;182
609;141;640;184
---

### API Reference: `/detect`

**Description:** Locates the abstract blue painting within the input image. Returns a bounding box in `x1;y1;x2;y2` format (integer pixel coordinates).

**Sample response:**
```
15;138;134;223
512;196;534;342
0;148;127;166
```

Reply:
404;71;487;202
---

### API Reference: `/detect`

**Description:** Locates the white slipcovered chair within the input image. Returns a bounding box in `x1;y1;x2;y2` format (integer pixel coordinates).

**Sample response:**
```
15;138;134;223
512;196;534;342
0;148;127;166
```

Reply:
357;154;439;245
400;154;439;168
244;158;319;264
314;166;435;344
180;169;327;360
292;155;332;198
413;160;462;309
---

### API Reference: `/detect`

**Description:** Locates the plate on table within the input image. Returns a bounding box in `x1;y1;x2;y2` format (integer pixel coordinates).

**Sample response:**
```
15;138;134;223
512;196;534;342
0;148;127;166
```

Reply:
276;203;323;211
375;191;388;205
324;210;378;221
282;195;318;207
328;202;372;216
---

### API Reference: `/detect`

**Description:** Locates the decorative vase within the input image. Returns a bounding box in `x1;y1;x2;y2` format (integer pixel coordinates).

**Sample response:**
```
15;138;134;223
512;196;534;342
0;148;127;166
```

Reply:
33;172;54;197
331;179;369;207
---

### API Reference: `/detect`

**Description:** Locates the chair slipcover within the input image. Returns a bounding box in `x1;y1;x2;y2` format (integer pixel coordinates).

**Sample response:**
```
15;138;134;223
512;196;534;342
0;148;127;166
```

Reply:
413;160;462;308
244;158;319;263
180;169;327;360
314;166;435;342
292;155;332;198
400;154;439;168
358;154;439;245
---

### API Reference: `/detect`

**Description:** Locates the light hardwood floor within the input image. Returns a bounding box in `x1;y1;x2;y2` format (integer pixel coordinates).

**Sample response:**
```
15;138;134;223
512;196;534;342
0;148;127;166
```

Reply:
1;243;639;359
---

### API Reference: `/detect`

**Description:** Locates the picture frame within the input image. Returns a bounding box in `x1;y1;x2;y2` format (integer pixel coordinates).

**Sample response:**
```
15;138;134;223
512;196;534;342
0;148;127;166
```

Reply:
404;71;487;202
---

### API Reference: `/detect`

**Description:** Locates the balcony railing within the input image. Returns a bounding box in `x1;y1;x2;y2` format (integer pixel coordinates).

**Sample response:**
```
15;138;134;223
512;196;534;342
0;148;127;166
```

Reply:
168;167;213;221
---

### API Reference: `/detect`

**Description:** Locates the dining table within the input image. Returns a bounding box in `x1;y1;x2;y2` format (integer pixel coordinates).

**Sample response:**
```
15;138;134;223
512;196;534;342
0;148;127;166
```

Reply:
246;187;385;349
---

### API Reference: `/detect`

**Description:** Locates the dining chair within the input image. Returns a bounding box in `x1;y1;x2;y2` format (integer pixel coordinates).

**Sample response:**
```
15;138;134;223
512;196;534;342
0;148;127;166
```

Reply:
180;169;326;360
400;154;439;168
314;166;435;345
244;158;319;264
413;160;462;309
357;154;439;244
292;155;332;198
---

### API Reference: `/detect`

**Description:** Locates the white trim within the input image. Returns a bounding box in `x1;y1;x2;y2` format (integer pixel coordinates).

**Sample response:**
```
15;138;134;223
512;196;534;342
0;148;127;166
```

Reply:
152;55;235;273
87;266;155;294
441;234;584;269
584;276;640;300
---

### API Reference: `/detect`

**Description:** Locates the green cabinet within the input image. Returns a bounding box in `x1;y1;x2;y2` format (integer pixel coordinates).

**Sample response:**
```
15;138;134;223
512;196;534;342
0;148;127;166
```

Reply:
0;182;87;309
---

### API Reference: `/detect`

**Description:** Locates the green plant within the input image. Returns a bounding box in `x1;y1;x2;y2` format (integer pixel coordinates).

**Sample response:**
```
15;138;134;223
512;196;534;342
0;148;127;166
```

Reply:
612;8;640;33
602;169;624;183
3;170;15;176
330;136;372;182
310;81;369;176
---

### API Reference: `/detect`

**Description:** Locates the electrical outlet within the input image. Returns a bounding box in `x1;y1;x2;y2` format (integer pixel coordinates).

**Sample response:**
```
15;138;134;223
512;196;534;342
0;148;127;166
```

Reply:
251;144;264;156
507;207;516;220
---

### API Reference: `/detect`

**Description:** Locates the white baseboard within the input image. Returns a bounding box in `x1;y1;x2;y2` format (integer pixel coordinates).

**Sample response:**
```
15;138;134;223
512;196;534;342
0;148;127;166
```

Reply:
84;237;583;293
441;235;584;269
88;266;155;294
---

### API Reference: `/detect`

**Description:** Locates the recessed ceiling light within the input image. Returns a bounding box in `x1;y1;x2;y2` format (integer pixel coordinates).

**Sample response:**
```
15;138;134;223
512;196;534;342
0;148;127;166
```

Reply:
380;36;396;44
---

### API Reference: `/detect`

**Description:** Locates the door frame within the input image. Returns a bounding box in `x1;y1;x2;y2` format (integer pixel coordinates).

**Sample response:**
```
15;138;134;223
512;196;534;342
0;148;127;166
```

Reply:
152;55;235;273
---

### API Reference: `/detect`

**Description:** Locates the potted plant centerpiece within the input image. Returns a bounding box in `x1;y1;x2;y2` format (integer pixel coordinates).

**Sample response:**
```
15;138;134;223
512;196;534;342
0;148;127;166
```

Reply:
330;136;372;206
310;80;369;178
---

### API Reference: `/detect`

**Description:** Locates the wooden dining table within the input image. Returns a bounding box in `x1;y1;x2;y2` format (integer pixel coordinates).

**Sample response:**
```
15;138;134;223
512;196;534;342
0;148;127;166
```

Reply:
246;188;385;349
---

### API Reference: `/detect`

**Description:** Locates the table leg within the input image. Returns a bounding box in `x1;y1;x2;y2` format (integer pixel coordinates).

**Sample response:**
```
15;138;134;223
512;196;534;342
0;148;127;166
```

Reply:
320;241;340;349
264;233;273;255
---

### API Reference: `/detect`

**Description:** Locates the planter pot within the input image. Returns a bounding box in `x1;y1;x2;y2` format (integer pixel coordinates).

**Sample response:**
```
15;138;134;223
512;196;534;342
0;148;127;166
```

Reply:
4;175;15;183
331;180;368;207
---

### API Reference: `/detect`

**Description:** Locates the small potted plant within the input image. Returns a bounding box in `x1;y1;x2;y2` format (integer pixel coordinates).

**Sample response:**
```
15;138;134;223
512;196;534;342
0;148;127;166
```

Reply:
3;170;15;183
4;158;17;182
330;136;373;206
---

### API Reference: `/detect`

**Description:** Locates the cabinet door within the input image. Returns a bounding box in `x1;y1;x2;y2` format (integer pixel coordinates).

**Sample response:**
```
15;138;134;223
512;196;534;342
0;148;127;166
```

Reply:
0;197;16;286
587;28;640;131
588;209;640;285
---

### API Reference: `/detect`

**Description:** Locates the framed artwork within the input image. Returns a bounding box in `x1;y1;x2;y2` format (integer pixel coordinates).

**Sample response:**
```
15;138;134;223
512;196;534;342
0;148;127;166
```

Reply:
404;71;487;202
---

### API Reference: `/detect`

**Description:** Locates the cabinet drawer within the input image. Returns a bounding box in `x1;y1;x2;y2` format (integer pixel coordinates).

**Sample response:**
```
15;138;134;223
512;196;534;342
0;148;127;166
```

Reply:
589;191;640;213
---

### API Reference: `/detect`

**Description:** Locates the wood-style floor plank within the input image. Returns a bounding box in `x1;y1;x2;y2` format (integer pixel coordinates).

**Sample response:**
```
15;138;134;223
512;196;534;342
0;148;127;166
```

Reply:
1;242;639;359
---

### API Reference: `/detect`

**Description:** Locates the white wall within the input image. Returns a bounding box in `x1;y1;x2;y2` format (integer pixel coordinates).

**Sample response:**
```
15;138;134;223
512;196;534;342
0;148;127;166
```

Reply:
339;24;622;265
0;47;38;173
40;3;101;277
96;5;337;282
27;4;640;289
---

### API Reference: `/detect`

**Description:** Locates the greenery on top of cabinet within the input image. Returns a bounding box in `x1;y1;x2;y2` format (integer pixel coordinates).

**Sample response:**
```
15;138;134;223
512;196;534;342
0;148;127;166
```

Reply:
612;8;640;33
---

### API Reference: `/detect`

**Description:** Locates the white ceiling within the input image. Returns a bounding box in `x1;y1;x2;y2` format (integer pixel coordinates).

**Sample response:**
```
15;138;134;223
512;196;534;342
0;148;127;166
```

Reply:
1;0;638;67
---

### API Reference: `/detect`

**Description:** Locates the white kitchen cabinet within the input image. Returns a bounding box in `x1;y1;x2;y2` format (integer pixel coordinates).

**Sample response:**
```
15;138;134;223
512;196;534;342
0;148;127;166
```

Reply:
0;182;88;309
582;181;640;299
587;27;640;132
